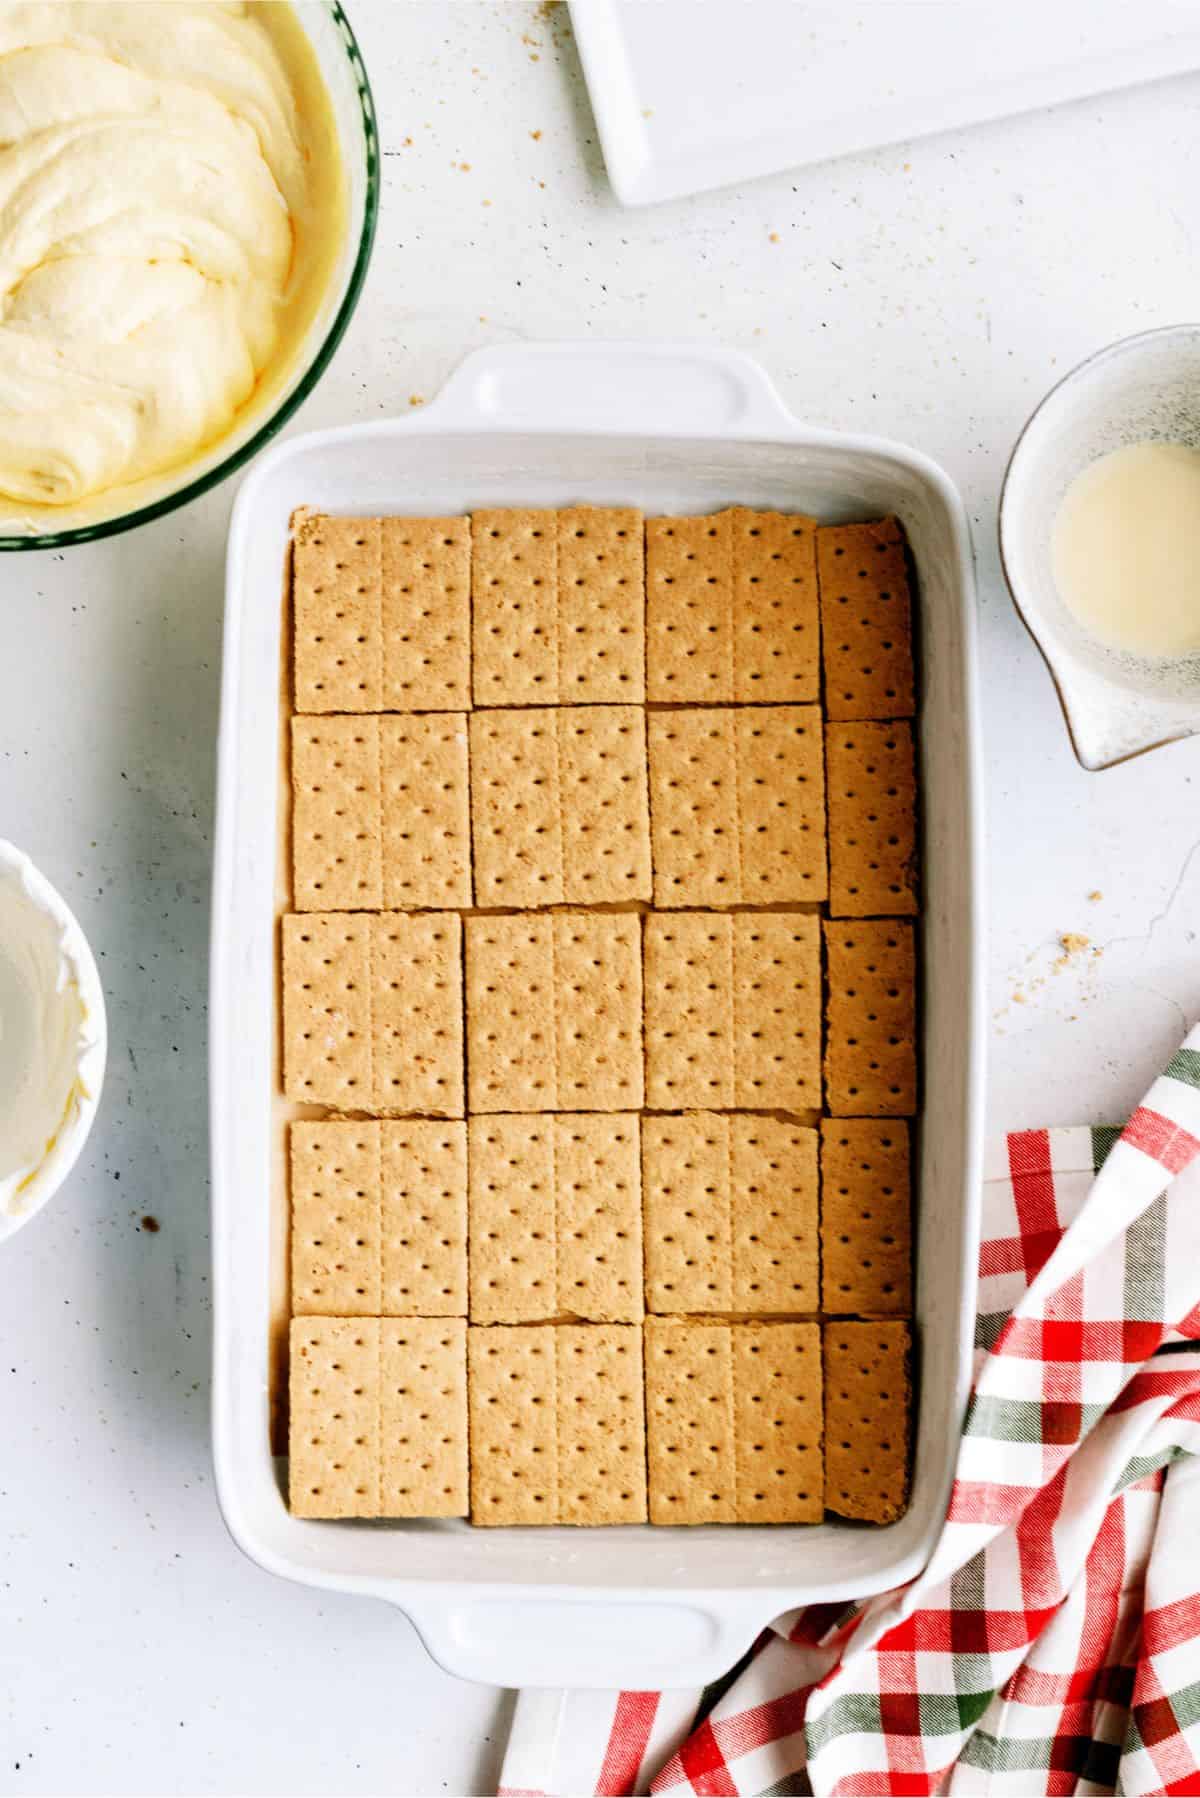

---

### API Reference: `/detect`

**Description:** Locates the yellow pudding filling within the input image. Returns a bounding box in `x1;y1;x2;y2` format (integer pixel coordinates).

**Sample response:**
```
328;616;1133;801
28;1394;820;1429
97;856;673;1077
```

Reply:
0;1;345;511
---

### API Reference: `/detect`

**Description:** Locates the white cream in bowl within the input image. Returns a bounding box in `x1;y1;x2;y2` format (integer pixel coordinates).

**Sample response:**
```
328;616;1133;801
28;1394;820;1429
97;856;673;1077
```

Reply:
0;842;105;1238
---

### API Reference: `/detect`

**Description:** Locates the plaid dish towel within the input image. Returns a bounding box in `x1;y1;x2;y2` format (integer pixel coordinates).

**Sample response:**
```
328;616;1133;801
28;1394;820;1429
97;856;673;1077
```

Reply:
498;1032;1200;1798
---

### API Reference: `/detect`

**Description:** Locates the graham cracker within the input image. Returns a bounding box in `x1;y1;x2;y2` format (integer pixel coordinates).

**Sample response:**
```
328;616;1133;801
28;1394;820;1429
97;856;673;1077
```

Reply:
292;515;382;713
379;1317;468;1517
732;1322;823;1523
470;709;564;907
643;913;735;1109
734;705;828;903
554;913;643;1111
290;1120;382;1316
826;721;918;918
557;507;645;702
824;1319;911;1523
281;913;372;1108
645;513;734;702
641;1113;733;1315
288;1317;380;1517
556;1324;647;1524
818;518;915;722
731;509;819;703
465;915;557;1113
381;517;471;711
379;713;471;909
824;920;917;1116
291;716;382;911
645;1318;737;1524
820;1119;912;1315
647;711;740;908
730;1117;819;1314
555;1116;643;1323
468;1115;557;1323
472;509;558;706
732;913;822;1109
380;1121;468;1316
468;1323;558;1525
371;913;464;1117
558;707;651;903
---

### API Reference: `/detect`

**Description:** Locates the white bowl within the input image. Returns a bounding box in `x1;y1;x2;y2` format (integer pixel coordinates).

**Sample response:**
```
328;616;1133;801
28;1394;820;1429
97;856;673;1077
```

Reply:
1000;324;1200;769
0;843;106;1243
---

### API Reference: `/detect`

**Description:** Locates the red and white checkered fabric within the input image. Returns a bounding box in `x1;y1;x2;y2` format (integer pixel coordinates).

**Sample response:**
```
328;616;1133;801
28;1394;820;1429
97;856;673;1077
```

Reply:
498;1035;1200;1798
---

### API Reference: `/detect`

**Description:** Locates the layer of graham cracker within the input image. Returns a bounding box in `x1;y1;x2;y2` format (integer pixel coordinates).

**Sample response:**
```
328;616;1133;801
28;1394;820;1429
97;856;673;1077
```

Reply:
644;1318;824;1524
381;517;471;711
468;1323;558;1525
465;912;643;1114
641;1113;818;1318
291;1119;469;1319
730;508;819;703
820;1119;912;1315
293;515;383;713
274;503;923;1528
825;720;918;918
645;512;734;702
824;919;917;1116
557;507;646;702
470;706;650;906
732;1321;823;1524
818;517;915;722
823;1319;911;1523
282;912;463;1116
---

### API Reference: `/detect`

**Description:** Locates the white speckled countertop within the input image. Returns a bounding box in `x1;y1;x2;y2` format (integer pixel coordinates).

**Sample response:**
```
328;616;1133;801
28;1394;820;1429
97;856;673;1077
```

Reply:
2;5;1199;1792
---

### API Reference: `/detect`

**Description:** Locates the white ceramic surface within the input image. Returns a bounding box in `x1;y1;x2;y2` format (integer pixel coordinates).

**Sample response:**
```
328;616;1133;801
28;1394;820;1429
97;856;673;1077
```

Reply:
211;340;985;1690
569;0;1200;206
0;842;106;1242
1000;325;1200;769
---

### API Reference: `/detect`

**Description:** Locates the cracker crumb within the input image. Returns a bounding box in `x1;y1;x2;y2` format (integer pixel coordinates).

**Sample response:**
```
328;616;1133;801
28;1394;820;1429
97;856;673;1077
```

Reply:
530;129;542;141
408;394;425;407
1088;889;1103;902
769;231;780;243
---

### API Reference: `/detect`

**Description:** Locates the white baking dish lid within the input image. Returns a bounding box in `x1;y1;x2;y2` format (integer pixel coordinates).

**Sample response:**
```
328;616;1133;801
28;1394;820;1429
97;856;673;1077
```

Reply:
212;342;984;1688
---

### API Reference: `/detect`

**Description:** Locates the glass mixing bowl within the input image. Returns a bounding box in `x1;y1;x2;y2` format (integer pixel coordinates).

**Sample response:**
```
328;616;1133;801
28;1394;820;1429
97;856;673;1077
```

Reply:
0;2;379;552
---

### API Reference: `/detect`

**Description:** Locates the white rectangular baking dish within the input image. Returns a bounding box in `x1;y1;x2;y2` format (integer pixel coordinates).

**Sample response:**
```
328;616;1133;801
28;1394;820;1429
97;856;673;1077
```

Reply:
211;342;984;1690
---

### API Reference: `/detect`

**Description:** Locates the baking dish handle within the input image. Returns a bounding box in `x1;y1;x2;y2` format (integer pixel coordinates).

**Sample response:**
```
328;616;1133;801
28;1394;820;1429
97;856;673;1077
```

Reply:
399;1592;772;1690
428;341;797;438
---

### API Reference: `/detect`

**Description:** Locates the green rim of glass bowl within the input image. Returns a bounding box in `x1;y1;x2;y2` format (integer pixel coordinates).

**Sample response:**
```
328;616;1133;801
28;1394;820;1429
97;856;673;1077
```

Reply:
0;2;380;553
